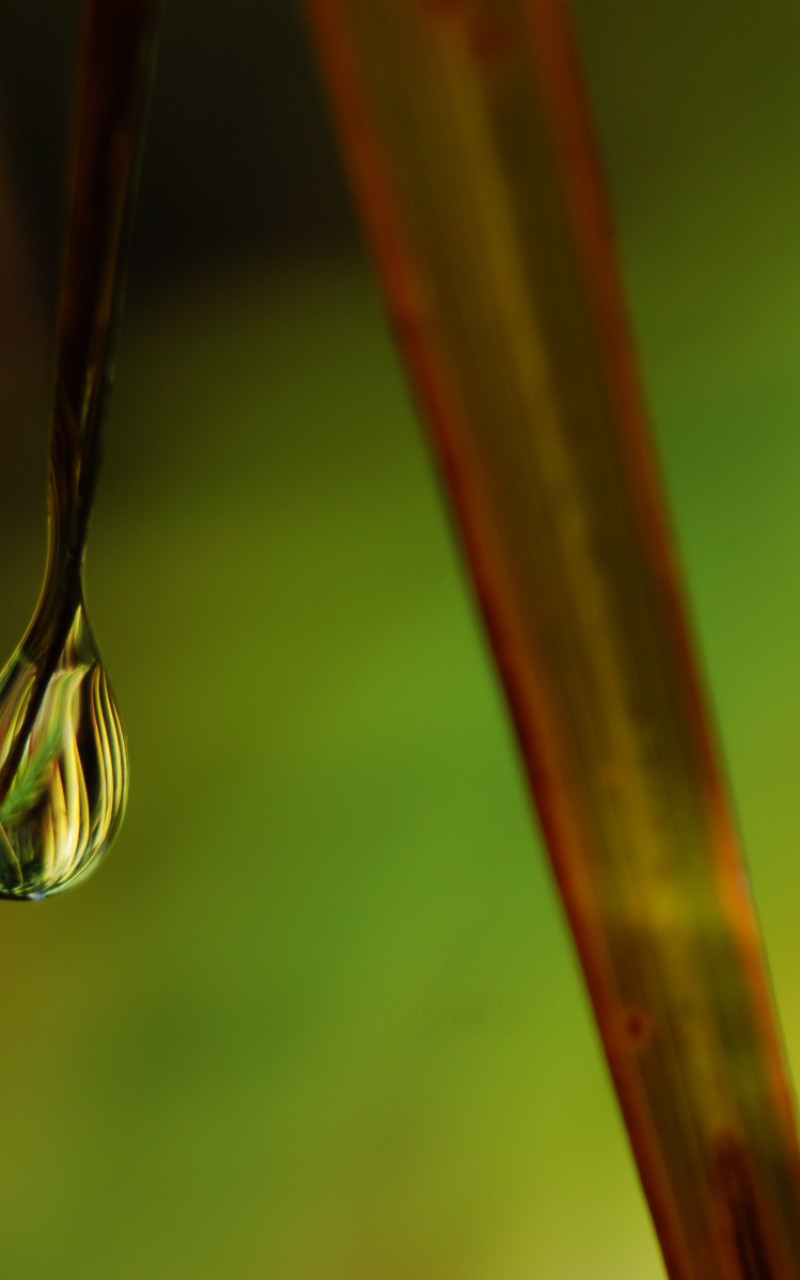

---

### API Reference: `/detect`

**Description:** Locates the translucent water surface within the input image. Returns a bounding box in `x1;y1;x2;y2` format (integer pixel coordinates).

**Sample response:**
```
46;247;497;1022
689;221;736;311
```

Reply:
0;604;127;899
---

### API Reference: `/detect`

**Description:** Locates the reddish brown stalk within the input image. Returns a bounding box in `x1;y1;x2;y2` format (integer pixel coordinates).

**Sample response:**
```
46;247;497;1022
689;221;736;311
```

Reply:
302;1;800;1275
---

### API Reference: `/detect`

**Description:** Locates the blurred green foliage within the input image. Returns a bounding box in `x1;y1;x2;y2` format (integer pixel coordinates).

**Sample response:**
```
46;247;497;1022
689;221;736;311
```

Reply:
0;3;800;1278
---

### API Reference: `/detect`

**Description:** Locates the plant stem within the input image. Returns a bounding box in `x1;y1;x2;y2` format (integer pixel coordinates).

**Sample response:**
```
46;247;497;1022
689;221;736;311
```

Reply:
0;0;160;801
303;2;800;1275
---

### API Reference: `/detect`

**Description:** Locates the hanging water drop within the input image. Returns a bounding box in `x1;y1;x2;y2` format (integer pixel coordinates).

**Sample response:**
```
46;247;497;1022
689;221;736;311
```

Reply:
0;604;127;899
0;0;159;899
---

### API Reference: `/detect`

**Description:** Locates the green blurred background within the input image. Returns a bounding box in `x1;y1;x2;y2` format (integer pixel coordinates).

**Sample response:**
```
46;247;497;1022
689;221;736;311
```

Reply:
0;3;800;1277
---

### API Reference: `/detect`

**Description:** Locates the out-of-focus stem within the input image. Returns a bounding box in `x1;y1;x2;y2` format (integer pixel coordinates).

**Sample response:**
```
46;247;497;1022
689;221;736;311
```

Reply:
303;2;800;1276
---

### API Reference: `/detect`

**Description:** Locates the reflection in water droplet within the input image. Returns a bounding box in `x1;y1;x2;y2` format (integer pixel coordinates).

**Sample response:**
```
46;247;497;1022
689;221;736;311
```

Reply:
0;604;127;900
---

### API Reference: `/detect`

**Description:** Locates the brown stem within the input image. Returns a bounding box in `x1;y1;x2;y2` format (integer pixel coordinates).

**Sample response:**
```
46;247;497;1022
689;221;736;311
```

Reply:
0;0;160;803
303;2;800;1275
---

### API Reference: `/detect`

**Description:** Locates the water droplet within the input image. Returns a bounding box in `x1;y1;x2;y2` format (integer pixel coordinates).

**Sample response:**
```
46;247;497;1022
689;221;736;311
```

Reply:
0;3;158;899
0;602;127;900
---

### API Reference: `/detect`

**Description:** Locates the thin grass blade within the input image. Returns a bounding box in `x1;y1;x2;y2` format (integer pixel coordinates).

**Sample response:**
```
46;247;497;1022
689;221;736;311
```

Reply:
303;2;800;1276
